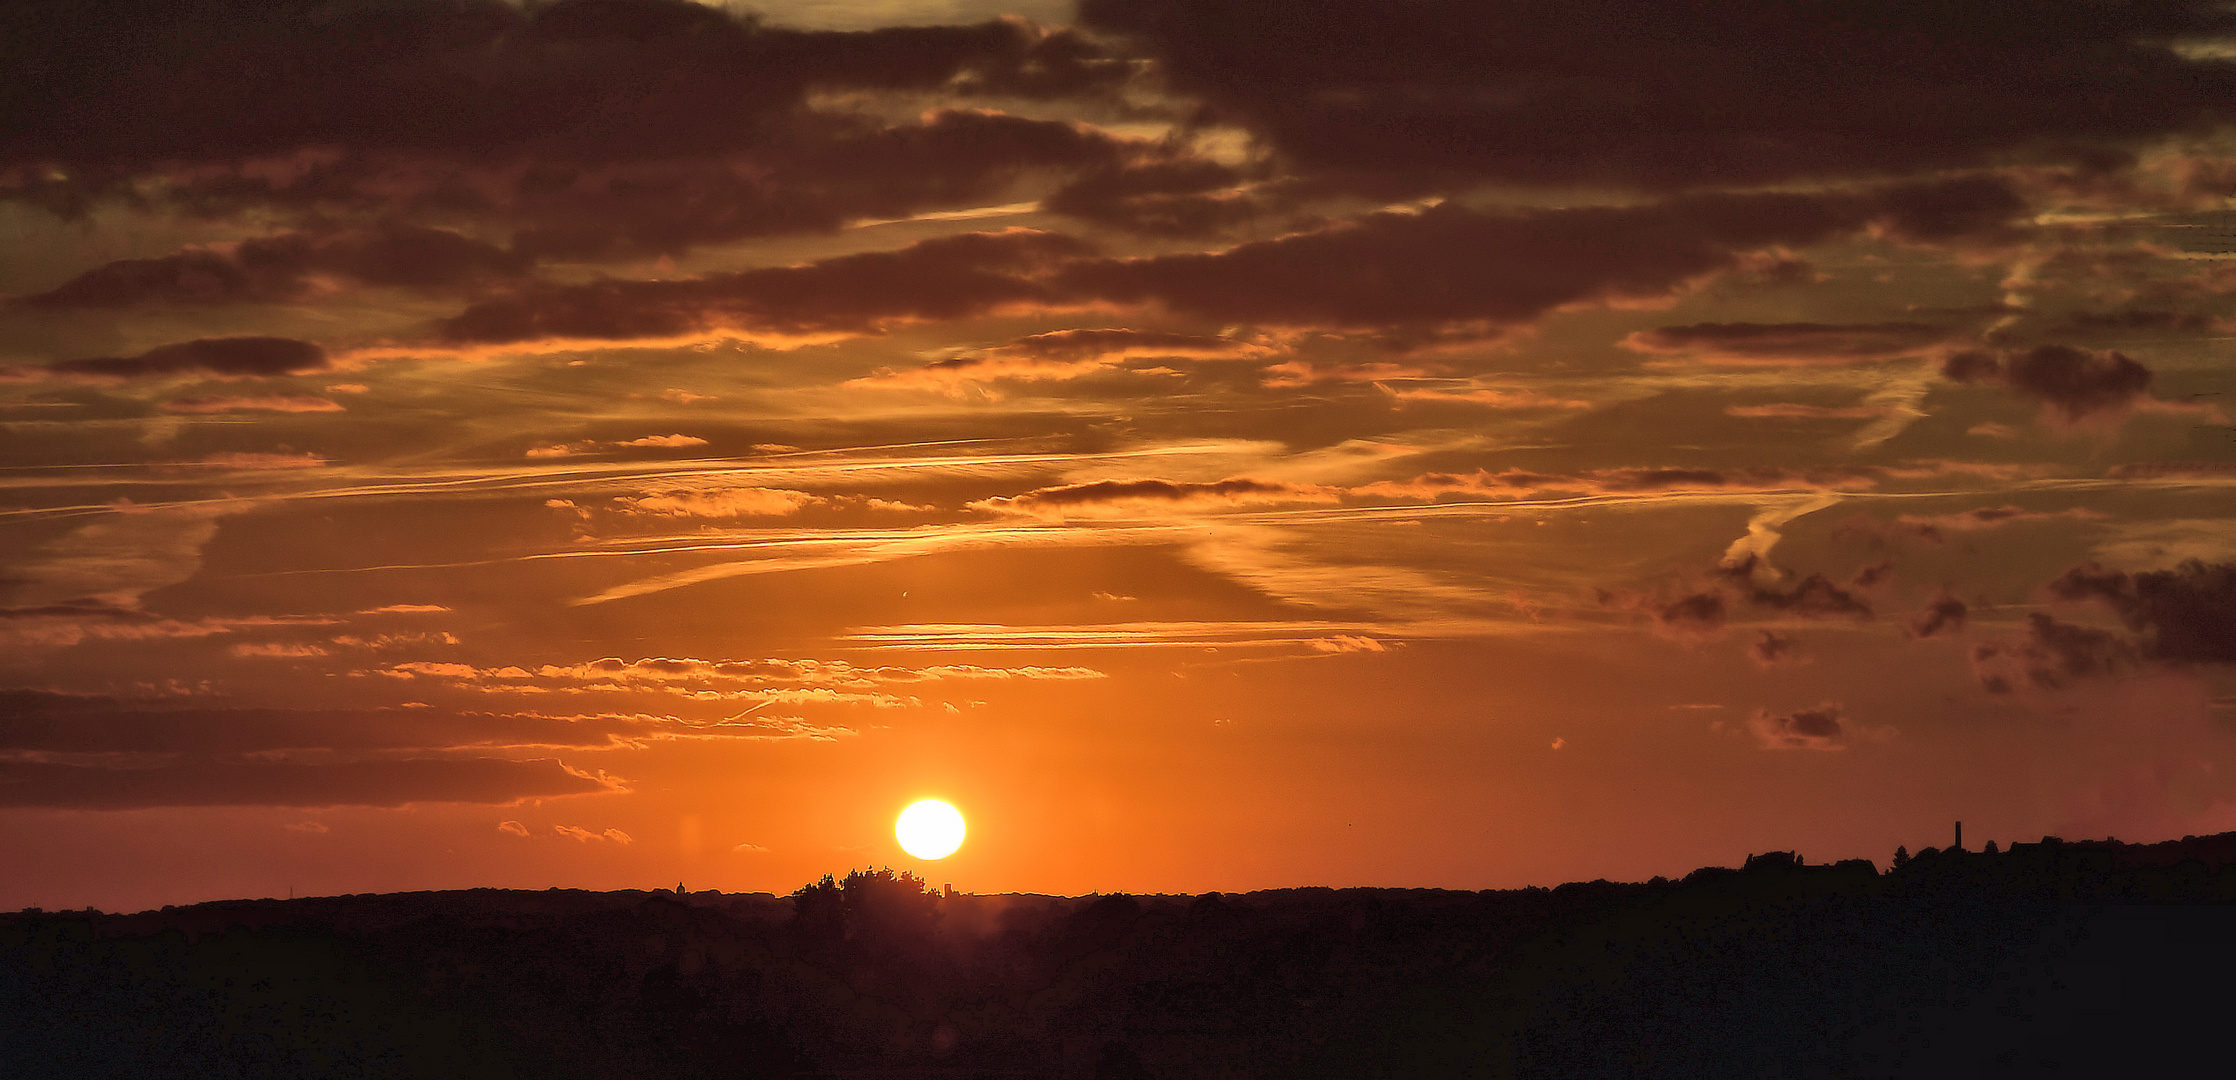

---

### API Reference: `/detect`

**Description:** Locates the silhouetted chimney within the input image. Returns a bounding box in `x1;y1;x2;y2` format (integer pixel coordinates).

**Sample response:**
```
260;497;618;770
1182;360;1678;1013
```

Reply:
1954;821;1962;851
677;881;686;895
944;883;955;899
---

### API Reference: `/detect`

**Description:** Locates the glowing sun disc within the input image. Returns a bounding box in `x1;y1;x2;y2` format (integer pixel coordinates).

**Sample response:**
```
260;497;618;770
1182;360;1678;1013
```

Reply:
896;799;965;860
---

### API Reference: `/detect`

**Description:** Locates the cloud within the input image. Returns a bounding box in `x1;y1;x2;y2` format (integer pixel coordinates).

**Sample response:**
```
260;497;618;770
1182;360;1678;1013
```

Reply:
973;477;1340;517
5;1;1127;227
1052;181;2026;333
364;653;1105;701
609;487;819;518
1040;157;1259;237
1629;550;1876;642
1895;505;2104;544
498;819;531;837
857;327;1267;386
0;608;334;651
1941;344;2155;424
433;228;1088;349
1906;592;1970;639
229;641;330;658
1309;635;1387;653
550;824;633;844
1749;630;1804;667
0;757;615;809
160;394;344;413
499;108;1140;261
403;179;2026;356
49;337;329;380
2049;559;2236;664
1079;0;2236;191
1383;386;1594;410
173;452;329;470
1351;463;1901;503
1971;612;2142;693
1749;702;1847;751
1656;592;1727;638
1718;557;1875;621
0;692;735;755
528;434;710;458
1724;403;1890;420
1623;322;1951;366
21;225;525;308
553;824;631;843
4;502;236;610
2107;462;2236;480
905;665;1108;680
358;604;452;614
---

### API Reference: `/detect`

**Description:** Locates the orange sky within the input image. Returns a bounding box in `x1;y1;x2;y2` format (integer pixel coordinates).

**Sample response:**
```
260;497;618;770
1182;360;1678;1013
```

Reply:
5;0;2236;913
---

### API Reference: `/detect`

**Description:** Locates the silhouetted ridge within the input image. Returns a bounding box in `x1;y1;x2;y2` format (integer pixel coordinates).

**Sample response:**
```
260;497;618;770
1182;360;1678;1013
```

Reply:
8;834;2236;1077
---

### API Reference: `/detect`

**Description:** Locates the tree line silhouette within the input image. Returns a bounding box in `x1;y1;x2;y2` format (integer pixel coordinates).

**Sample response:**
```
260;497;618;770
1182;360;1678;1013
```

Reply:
6;832;2235;1077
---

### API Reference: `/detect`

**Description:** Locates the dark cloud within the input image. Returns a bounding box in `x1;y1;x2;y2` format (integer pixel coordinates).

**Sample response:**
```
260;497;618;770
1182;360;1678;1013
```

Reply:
1850;561;1894;589
1940;345;2154;422
0;757;611;809
423;180;2023;349
1080;0;2236;191
2049;559;2236;664
1053;180;2023;331
434;229;1089;346
22;225;526;307
2;0;1122;198
1751;575;1875;620
503;109;1136;261
1720;557;1874;621
1749;630;1804;667
1749;703;1846;750
50;337;328;380
1041;158;1259;237
1906;592;1969;639
1971;612;2141;692
0;2;1168;259
1656;593;1726;637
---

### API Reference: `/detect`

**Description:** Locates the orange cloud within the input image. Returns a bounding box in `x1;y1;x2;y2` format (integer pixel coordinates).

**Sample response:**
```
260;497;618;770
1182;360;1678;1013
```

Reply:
858;328;1268;387
973;477;1340;518
160;394;343;413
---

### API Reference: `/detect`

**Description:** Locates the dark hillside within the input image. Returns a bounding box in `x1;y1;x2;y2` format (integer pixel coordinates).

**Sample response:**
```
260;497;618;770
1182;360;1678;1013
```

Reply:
6;839;2234;1078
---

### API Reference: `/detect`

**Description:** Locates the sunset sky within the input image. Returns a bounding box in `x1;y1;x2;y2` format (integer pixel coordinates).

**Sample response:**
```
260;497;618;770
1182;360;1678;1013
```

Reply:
5;0;2236;913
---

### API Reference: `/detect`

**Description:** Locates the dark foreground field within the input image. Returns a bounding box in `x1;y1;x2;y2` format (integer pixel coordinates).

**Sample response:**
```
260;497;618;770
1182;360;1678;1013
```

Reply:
7;835;2235;1078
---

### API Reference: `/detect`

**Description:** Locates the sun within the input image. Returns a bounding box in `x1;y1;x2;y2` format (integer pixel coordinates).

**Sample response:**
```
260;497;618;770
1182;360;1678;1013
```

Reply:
896;799;965;860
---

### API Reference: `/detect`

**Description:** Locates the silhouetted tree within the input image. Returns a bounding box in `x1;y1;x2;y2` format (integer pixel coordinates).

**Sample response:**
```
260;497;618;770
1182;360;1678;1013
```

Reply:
1984;840;1999;855
789;867;941;946
790;873;845;939
1892;845;1910;869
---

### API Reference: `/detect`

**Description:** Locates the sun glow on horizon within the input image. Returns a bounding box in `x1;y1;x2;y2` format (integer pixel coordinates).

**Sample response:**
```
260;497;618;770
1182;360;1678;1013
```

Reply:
896;799;966;860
